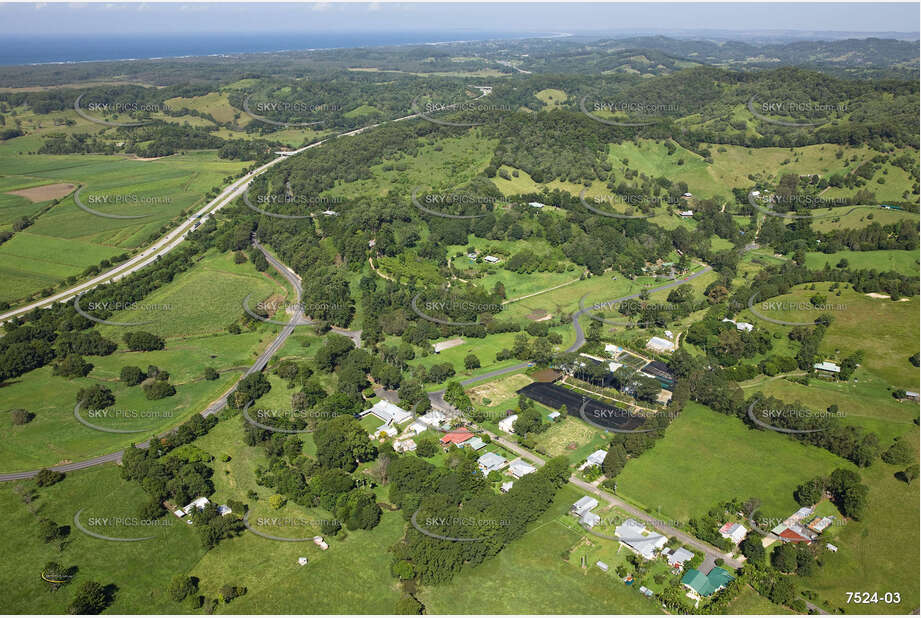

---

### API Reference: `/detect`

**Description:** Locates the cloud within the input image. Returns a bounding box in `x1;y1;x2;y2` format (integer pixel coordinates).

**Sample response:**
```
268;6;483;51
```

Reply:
368;2;381;11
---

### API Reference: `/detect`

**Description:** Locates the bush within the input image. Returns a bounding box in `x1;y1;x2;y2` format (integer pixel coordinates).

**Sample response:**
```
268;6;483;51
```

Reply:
168;575;198;603
10;408;34;425
76;384;115;410
52;355;93;378
394;595;424;614
143;380;176;400
203;367;219;381
269;494;287;510
123;331;165;352
67;581;110;614
36;469;65;487
120;365;146;386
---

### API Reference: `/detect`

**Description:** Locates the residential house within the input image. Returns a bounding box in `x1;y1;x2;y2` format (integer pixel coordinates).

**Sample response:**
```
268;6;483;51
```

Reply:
681;566;734;598
393;439;417;453
581;449;607;470
362;400;413;425
484;255;500;263
615;518;668;560
441;427;474;447
646;336;677;354
718;522;747;544
663;547;695;569
461;436;487;451
375;424;398;438
477;452;508;475
500;481;514;493
498;414;518;434
419;409;447;428
406;420;429;436
814;361;841;375
580;511;601;528
528;201;546;209
721;318;754;332
571;496;599;518
508;460;537;478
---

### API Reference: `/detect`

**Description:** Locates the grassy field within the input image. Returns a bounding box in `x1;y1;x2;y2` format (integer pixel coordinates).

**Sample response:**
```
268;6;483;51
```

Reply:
0;464;206;614
0;150;248;304
532;416;610;465
727;585;795;615
616;402;856;522
802;249;919;275
740;284;920;388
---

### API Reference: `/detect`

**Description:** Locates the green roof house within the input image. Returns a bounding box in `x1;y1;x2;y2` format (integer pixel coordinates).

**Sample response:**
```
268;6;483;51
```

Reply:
681;567;734;597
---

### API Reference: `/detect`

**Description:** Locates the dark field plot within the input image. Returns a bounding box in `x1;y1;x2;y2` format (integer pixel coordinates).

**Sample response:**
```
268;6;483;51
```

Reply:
517;382;646;431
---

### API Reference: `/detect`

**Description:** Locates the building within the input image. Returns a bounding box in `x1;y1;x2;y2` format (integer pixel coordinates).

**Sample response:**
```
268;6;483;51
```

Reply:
217;504;233;516
663;547;695;569
433;338;465;353
771;522;814;543
483;255;500;263
614;519;668;560
826;543;839;552
508;460;537;478
814;361;841;375
580;511;601;528
394;439;417;453
596;561;609;573
528;201;545;208
571;496;599;518
477;452;508;474
375;424;398;438
721;318;754;332
718;522;747;544
419;409;447;428
362;400;413;425
646;336;677;354
582;449;607;470
807;516;834;533
639;586;654;598
604;344;623;357
678;210;694;217
904;391;920;402
500;481;514;493
406;420;429;436
182;497;210;516
681;567;734;597
498;414;518;434
640;360;676;391
441;427;474;446
461;436;487;451
321;210;338;216
682;192;693;198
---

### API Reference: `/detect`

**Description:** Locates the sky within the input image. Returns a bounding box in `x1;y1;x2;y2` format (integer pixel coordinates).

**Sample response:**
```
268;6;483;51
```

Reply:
3;2;919;36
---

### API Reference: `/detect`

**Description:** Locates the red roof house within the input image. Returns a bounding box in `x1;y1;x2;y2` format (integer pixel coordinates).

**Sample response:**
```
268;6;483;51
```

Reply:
440;427;474;445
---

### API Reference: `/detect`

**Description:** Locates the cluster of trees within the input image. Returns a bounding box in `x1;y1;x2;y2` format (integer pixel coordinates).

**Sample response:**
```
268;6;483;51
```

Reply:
388;452;569;584
793;468;871;520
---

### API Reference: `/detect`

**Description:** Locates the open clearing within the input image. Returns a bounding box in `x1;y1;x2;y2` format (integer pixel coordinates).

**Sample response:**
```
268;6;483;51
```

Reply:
5;182;75;202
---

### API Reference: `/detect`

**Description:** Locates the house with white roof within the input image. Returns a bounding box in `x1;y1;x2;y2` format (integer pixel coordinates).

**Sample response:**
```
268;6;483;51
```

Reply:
362;400;413;425
528;201;545;208
581;449;607;470
419;409;447;427
375;424;398;438
406;420;429;436
477;452;508;475
498;414;518;434
615;518;668;560
814;361;841;375
500;481;514;493
718;522;747;544
484;255;500;263
646;336;677;354
580;511;601;528
508;460;537;478
721;318;754;332
571;496;599;518
663;547;695;569
604;344;622;357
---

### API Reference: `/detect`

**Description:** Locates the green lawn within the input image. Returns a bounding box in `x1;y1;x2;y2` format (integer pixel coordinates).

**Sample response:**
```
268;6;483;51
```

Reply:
802;250;919;276
616;402;856;522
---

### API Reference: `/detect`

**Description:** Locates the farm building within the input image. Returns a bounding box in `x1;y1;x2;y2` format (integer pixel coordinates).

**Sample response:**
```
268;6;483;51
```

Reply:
646;336;677;354
814;361;841;375
484;255;500;263
498;414;518;433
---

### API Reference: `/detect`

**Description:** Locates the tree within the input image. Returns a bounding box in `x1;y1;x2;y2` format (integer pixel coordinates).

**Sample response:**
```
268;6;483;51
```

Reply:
229;372;271;409
395;595;424;614
335;488;382;530
120;365;145;386
314;415;377;472
881;439;915;466
771;542;797;573
513;408;543;437
76;384;114;410
269;494;287;510
123;331;165;352
203;366;219;381
740;534;765;562
53;355;93;378
10;408;34;425
67;581;109;614
602;444;628;479
36;468;65;487
415;433;439;458
902;464;920;485
793;477;824;506
464;353;481;370
143;380;176;400
167;575;197;603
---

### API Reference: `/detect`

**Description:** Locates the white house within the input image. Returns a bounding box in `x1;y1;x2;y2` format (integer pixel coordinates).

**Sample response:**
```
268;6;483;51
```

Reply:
498;414;518;434
581;449;607;470
604;343;622;357
484;255;500;263
182;496;210;516
646;336;677;353
406;420;429;436
678;210;694;217
419;409;447;427
478;452;508;474
814;361;841;374
375;424;398;438
580;511;601;528
571;496;599;518
615;518;668;560
722;318;754;332
500;481;514;493
362;400;413;425
508;460;537;478
394;438;417;453
528;201;546;209
718;522;747;544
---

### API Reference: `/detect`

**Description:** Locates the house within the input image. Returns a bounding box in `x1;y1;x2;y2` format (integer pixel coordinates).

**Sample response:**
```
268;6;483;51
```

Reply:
419;409;447;427
904;391;920;402
483;255;500;263
826;543;839;552
571;496;599;518
604;344;623;357
466;252;478;260
581;449;607;470
508;460;537;478
678;209;694;217
664;330;674;339
182;497;210;516
461;436;487;451
528;201;546;209
498;414;518;434
441;427;474;446
787;506;814;524
580;511;601;528
313;536;328;550
614;519;668;560
477;451;508;474
500;481;514;493
547;411;561;422
814;361;841;375
406;420;429;436
596;560;609;573
394;438;417;453
719;522;747;544
362;400;413;425
321;210;338;216
297;557;308;566
681;567;734;597
646;336;677;354
771;523;814;543
664;547;695;569
721;318;753;332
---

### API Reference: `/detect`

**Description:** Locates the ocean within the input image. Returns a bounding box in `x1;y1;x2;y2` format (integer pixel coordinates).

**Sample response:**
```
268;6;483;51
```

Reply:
0;31;539;66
